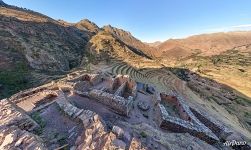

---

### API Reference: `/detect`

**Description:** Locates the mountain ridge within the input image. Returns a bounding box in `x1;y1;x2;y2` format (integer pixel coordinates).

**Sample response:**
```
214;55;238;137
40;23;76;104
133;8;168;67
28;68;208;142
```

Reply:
1;2;251;150
156;31;251;58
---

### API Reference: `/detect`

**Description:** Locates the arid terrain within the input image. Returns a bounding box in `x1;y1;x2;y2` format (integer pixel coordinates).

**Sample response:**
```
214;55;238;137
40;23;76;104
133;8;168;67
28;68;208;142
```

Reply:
0;1;251;150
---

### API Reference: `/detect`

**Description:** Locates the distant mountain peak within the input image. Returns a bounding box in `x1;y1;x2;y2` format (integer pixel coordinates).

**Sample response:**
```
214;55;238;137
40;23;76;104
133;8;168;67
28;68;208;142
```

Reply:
75;19;100;33
145;41;162;47
0;0;7;6
103;25;132;36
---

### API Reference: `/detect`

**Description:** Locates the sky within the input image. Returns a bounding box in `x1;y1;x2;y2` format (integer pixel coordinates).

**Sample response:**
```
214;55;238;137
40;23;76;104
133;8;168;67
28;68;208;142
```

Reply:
4;0;251;42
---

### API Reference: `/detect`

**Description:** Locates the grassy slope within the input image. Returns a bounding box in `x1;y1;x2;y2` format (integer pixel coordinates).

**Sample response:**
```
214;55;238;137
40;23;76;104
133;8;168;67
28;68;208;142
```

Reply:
167;49;251;136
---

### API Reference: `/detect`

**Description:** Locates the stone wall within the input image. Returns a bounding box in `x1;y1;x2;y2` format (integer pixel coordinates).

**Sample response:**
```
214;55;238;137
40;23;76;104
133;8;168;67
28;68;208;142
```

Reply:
8;80;74;105
114;82;127;96
89;89;133;116
153;91;161;105
90;74;104;86
131;82;137;99
0;99;39;131
8;83;53;104
55;90;99;127
125;79;137;99
192;108;225;135
56;81;75;91
113;76;137;100
156;104;219;144
0;125;46;150
55;90;127;150
0;99;46;149
190;109;251;150
160;93;191;121
68;74;92;82
73;81;91;92
111;75;130;91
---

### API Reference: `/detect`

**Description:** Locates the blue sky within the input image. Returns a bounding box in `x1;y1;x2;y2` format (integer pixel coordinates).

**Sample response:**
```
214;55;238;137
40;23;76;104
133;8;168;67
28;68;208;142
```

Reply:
4;0;251;42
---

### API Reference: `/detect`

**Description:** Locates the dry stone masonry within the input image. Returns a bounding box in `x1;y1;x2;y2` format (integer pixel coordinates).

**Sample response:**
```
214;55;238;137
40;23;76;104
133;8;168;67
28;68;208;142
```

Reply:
0;99;45;149
1;72;250;149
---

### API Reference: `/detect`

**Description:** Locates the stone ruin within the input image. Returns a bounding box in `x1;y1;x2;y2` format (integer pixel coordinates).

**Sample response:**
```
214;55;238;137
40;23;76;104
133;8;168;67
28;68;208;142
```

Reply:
155;93;219;144
0;72;250;149
154;90;251;149
0;73;141;149
0;99;46;149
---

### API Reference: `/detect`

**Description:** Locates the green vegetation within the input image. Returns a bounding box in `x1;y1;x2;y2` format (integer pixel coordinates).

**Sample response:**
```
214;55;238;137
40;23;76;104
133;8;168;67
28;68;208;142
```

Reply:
140;131;147;138
0;62;31;99
244;111;251;118
0;30;12;37
33;127;43;135
235;96;251;107
31;112;46;135
169;68;190;81
87;52;97;64
57;133;67;145
210;50;251;66
31;112;46;128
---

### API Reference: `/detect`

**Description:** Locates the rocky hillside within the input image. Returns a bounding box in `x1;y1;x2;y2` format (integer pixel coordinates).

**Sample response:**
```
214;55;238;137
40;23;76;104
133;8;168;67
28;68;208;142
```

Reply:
156;31;251;59
0;1;154;73
145;41;162;47
0;4;92;72
87;30;151;62
74;19;100;34
0;1;154;98
103;25;157;58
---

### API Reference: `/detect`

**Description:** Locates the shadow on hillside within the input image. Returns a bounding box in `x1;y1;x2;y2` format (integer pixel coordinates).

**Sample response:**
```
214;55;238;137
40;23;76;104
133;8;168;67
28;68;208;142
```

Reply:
0;11;94;99
165;67;251;149
108;60;251;146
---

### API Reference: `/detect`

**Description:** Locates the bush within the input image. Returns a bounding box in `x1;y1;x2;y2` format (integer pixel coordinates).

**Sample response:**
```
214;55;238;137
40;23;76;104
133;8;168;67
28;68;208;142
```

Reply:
0;62;30;98
140;131;147;138
31;112;46;128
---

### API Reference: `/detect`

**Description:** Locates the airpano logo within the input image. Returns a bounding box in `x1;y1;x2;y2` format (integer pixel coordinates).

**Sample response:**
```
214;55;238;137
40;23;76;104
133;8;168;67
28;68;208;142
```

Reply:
223;140;247;147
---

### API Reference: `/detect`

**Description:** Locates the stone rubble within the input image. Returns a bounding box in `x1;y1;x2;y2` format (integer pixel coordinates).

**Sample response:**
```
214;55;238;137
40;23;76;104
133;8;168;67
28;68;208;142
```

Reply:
1;73;250;149
0;99;46;150
0;99;39;131
0;125;46;150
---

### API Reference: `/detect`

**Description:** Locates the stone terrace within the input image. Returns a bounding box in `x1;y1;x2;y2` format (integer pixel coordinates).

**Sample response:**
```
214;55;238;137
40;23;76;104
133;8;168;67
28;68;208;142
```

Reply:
1;72;245;149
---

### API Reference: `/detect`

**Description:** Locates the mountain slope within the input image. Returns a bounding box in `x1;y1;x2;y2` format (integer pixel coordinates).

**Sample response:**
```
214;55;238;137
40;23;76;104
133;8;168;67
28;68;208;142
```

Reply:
0;3;92;72
0;1;153;98
0;2;153;72
156;32;251;98
103;25;157;58
87;30;151;62
74;19;100;34
157;31;251;58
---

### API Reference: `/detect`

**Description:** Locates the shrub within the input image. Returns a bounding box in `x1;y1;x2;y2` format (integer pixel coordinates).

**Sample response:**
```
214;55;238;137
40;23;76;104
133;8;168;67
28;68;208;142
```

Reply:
0;62;30;98
31;112;46;128
140;131;147;138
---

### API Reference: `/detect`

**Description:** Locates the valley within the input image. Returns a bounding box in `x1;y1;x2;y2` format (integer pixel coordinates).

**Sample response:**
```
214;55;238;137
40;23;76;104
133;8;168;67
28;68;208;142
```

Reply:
0;1;251;149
